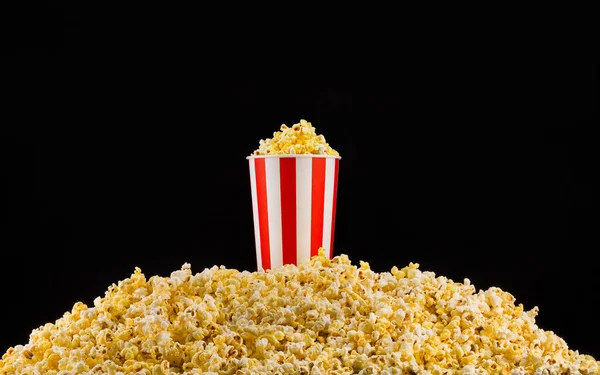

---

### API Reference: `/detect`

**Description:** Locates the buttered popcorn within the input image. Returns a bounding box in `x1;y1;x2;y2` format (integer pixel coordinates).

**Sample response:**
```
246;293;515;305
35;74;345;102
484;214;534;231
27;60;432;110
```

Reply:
251;119;339;156
2;250;598;375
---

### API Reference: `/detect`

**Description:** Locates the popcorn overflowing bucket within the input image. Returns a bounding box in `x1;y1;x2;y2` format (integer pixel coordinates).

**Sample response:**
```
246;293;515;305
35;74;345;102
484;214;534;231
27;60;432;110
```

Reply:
247;154;341;271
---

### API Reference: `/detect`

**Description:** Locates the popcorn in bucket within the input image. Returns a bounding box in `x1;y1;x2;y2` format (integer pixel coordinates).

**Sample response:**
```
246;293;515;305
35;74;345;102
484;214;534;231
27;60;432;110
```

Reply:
248;120;340;270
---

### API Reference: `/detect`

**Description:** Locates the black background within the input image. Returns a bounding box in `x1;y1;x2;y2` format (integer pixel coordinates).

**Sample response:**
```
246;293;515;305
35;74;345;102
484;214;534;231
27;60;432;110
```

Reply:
4;2;597;364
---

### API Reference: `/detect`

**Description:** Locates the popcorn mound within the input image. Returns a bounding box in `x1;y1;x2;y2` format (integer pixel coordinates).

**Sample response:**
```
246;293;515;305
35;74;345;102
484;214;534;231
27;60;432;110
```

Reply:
1;251;598;375
250;119;339;156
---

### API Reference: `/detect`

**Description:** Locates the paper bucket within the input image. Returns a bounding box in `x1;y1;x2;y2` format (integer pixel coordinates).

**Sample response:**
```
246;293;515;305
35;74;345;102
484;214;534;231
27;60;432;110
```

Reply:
247;155;341;271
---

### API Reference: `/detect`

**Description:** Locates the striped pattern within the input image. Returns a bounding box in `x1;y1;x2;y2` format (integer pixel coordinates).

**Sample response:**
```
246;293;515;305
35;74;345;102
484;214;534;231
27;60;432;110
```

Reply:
248;156;340;271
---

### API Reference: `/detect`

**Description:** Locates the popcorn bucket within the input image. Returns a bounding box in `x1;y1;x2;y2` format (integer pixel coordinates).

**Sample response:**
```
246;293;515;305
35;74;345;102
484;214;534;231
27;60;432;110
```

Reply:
247;155;341;271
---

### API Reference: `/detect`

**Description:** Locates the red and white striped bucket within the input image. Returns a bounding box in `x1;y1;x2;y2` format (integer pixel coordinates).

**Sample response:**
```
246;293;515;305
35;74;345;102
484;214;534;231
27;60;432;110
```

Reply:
247;155;341;271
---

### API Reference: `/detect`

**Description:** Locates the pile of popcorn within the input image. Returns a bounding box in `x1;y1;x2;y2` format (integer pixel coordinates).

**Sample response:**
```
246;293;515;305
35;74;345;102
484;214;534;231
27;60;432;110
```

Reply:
1;250;598;375
250;119;339;156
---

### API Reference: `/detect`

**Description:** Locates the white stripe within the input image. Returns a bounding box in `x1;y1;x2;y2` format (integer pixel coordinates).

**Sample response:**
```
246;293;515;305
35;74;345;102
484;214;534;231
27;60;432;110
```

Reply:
248;160;262;271
265;157;283;269
322;158;336;259
296;158;312;265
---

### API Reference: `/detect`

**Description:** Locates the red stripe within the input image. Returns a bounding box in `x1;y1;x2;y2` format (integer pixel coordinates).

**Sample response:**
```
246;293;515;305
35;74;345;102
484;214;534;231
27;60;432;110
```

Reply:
310;158;326;257
254;158;271;270
280;158;297;266
329;158;340;258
